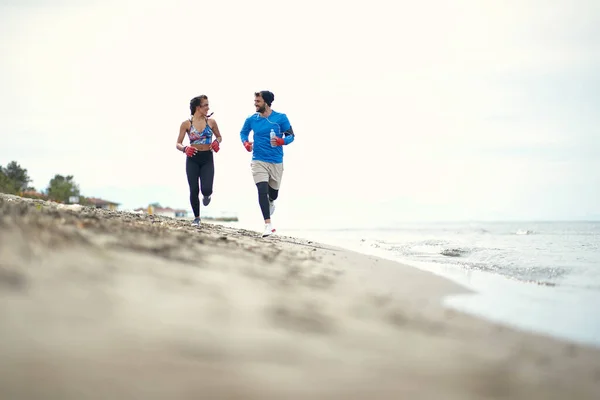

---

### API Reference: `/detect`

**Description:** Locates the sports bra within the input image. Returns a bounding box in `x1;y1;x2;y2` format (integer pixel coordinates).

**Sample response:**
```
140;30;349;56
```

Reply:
188;118;213;145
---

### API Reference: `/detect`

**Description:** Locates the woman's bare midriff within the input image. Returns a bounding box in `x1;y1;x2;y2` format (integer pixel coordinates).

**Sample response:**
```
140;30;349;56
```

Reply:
190;144;212;151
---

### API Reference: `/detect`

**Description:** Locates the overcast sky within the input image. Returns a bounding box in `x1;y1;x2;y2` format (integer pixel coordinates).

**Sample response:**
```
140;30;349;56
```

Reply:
1;0;599;229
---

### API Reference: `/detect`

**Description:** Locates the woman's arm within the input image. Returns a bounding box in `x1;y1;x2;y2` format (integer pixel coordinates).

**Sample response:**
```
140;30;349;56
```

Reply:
176;120;190;151
210;119;222;143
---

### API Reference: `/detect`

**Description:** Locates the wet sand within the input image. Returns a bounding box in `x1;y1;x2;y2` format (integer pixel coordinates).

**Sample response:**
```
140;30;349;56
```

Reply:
1;193;599;399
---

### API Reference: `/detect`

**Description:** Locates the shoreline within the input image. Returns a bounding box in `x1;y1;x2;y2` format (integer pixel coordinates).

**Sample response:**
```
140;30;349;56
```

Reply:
280;227;600;349
1;193;600;399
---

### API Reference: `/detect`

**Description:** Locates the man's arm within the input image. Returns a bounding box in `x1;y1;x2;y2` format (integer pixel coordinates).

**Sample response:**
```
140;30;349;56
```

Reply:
280;114;295;145
240;117;252;143
282;126;295;145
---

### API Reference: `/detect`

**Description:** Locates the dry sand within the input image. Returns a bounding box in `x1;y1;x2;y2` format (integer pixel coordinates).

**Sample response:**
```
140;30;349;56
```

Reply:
1;193;599;399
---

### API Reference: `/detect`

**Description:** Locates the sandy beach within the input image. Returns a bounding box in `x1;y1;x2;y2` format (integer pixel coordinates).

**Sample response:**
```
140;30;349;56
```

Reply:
0;193;599;399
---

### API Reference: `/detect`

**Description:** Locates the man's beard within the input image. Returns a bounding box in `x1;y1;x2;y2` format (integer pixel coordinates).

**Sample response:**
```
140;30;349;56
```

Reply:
257;105;266;113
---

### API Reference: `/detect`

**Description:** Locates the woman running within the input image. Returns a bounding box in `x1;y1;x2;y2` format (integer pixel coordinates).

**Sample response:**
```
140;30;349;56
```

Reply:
176;95;223;226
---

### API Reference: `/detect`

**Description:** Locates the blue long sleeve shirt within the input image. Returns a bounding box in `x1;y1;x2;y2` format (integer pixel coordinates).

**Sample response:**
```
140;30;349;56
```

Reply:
240;111;294;164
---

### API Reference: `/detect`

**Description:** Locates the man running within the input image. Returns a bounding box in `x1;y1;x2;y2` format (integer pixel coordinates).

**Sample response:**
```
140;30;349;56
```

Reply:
239;90;295;237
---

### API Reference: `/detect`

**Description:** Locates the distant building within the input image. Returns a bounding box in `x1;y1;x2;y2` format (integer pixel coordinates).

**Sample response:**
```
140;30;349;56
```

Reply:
134;206;188;219
132;204;238;221
86;197;120;211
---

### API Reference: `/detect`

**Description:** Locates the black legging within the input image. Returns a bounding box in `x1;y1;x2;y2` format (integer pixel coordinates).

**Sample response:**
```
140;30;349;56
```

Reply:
256;181;279;220
186;151;214;218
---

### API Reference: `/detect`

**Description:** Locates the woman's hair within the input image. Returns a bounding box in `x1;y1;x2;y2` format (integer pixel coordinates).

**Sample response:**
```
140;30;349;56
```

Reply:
190;95;208;115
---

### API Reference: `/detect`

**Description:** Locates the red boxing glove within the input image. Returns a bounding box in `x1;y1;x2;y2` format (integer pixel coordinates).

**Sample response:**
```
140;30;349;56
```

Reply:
184;146;196;157
272;137;285;146
243;141;253;152
211;140;220;152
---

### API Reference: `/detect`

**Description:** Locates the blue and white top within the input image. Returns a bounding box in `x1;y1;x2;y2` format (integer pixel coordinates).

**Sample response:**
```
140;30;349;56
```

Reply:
188;119;213;145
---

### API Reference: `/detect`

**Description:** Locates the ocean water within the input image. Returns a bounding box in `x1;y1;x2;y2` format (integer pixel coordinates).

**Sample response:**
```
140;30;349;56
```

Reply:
283;221;600;348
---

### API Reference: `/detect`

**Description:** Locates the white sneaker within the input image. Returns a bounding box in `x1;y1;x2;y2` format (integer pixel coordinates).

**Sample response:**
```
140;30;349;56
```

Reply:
262;223;276;237
269;200;276;216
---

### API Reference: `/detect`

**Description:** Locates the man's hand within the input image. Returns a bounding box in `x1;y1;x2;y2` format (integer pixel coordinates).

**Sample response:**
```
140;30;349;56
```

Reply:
211;140;220;152
243;141;253;152
184;146;197;157
271;137;285;147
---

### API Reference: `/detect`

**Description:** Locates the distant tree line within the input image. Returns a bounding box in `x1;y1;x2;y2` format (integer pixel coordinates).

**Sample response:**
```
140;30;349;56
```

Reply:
0;160;93;205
